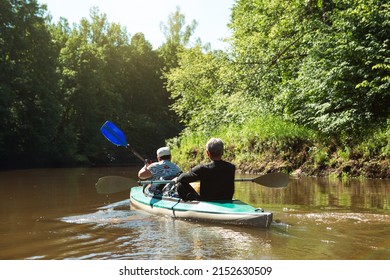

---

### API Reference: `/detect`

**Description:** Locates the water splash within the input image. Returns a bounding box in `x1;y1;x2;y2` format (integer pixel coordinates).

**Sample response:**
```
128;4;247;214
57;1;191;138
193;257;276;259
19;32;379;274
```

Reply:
60;199;142;226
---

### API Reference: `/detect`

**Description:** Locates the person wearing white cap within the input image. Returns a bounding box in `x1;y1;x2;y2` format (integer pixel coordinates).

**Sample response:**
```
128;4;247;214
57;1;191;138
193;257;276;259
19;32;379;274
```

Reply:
138;146;181;183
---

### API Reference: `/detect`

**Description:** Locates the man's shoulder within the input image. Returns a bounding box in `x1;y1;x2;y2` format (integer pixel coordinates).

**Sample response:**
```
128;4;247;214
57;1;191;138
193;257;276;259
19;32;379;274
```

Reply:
223;161;235;171
200;160;235;171
163;160;181;169
216;160;235;168
148;161;170;170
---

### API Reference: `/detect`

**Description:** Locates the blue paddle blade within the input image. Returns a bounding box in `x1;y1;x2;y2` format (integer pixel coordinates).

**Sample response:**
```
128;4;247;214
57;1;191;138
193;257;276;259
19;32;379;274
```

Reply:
100;121;128;147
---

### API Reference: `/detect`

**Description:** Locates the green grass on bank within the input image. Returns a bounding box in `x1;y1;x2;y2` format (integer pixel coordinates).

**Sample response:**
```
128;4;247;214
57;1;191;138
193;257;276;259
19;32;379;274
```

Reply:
168;115;316;170
168;115;389;178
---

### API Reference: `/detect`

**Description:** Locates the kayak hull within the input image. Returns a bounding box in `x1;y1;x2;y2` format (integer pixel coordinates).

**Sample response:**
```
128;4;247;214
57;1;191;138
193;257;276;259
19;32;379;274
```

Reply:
129;186;272;228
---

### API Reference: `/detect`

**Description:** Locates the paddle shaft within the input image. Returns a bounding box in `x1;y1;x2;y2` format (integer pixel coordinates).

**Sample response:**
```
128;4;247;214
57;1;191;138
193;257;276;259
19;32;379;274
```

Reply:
234;178;258;182
139;173;289;188
127;144;147;164
140;177;267;185
96;172;288;194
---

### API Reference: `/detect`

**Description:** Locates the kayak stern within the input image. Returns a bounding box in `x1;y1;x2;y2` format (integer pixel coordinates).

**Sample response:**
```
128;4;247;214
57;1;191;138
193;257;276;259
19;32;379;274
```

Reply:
130;186;272;228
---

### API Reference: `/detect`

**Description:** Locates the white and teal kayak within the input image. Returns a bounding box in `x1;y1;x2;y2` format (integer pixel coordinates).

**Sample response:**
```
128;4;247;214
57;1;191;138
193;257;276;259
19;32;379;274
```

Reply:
130;186;273;228
98;121;286;228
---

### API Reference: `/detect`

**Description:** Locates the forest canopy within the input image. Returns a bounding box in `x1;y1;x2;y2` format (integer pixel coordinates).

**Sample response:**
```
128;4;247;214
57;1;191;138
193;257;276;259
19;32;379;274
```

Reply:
1;0;389;177
166;0;389;177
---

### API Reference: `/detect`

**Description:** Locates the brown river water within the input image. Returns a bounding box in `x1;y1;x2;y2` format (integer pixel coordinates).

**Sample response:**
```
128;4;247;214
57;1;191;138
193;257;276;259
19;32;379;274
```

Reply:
0;167;389;260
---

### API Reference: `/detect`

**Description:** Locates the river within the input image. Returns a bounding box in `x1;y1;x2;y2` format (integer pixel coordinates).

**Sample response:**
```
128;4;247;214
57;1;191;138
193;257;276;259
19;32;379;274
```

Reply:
0;167;389;260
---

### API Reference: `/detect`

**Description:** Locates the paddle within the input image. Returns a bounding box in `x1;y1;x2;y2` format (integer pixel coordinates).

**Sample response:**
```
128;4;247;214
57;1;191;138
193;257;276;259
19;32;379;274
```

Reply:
95;176;139;194
95;172;289;194
235;172;289;188
100;120;147;163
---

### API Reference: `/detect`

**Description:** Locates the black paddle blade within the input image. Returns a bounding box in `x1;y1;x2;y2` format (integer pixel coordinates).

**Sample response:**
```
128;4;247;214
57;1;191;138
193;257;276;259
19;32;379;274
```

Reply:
253;172;289;188
95;176;138;194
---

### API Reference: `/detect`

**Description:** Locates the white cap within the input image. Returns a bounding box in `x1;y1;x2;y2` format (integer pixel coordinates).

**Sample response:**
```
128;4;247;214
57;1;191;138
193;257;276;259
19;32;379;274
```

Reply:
157;147;171;157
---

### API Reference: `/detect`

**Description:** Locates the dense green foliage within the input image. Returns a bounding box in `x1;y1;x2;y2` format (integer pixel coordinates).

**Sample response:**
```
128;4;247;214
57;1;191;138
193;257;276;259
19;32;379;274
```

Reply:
168;0;389;140
0;0;388;177
166;0;389;177
1;0;61;167
52;10;178;164
0;0;181;167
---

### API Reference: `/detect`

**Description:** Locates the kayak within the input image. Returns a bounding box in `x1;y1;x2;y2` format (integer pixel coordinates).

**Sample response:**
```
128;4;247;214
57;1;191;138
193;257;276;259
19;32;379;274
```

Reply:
129;186;273;228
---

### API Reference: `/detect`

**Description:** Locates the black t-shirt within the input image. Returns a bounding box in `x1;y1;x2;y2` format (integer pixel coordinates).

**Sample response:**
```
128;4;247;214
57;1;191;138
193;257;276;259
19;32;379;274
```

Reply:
177;160;235;200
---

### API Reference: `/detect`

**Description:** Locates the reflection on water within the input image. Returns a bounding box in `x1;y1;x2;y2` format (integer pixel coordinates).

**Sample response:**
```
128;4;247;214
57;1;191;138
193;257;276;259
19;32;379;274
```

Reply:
236;175;390;212
60;198;272;260
0;167;389;260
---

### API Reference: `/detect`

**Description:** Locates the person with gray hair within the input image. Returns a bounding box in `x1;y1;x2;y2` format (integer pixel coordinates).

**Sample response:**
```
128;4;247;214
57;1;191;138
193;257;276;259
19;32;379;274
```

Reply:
173;138;235;201
206;138;224;158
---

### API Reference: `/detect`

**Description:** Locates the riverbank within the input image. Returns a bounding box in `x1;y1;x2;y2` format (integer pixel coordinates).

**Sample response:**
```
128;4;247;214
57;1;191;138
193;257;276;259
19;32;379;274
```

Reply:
232;142;390;178
176;146;390;179
169;117;390;179
235;156;390;179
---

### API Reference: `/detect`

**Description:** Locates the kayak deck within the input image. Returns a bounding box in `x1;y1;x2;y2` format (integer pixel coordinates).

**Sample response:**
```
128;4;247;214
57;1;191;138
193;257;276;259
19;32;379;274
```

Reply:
130;186;272;228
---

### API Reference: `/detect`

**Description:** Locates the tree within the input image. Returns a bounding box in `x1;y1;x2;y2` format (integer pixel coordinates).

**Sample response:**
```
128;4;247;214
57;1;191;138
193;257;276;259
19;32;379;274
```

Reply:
284;0;390;143
229;0;310;106
228;0;389;144
55;8;181;163
158;6;198;69
0;0;62;167
166;46;244;133
121;32;179;155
